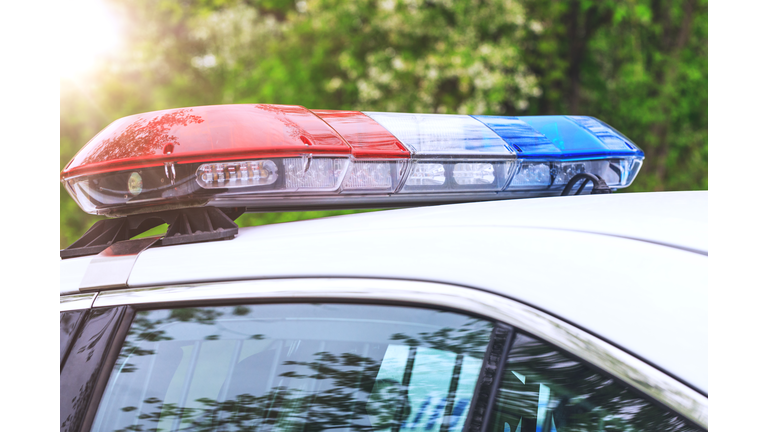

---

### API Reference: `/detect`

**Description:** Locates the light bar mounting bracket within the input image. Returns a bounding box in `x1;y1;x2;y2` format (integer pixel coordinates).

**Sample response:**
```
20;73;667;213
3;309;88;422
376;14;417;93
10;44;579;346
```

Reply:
60;207;244;259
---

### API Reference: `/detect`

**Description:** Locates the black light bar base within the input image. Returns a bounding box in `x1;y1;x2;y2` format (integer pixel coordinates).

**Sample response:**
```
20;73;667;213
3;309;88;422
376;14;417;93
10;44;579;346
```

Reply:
61;207;244;259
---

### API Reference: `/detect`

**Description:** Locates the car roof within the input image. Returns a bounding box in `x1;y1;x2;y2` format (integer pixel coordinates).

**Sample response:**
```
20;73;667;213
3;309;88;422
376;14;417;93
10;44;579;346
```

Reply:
60;190;707;394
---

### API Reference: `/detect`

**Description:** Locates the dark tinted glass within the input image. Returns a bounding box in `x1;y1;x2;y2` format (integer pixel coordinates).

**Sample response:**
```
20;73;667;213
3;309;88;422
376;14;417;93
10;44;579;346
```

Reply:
61;307;127;432
489;333;703;432
60;310;86;365
91;304;494;432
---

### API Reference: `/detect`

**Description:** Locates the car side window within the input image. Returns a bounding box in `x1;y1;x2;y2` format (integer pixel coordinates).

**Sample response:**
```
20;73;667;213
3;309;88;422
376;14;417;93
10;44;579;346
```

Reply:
90;303;494;432
489;332;703;432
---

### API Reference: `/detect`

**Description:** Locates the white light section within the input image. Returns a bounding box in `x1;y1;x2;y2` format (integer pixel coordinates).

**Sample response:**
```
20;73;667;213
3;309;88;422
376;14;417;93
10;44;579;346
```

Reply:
364;112;515;156
401;161;513;192
405;163;446;186
284;157;348;191
453;163;495;185
342;160;406;192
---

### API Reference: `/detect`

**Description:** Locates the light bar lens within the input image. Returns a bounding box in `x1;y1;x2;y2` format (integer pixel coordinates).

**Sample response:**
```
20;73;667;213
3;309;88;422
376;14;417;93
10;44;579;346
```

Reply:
508;162;551;188
567;116;637;151
342;161;406;193
471;116;560;157
506;158;644;190
197;160;279;188
197;157;349;192
311;110;411;159
454;163;496;185
62;105;353;180
284;158;348;191
473;115;643;160
363;113;514;156
401;161;513;192
361;113;517;194
127;172;143;196
405;163;446;187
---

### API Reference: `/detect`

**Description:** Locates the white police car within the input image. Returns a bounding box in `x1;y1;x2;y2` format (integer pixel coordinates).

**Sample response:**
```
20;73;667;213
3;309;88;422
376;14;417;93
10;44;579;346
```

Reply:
60;105;707;432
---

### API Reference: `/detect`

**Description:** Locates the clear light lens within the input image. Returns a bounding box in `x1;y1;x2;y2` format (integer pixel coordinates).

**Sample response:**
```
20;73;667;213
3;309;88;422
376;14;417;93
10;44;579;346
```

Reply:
453;163;495;185
69;180;96;213
216;165;225;184
363;112;515;156
127;172;143;196
553;161;588;185
405;163;446;186
251;160;279;185
342;161;406;192
402;161;513;192
505;157;644;191
197;160;278;188
201;165;213;183
507;161;552;189
284;158;348;191
623;158;643;185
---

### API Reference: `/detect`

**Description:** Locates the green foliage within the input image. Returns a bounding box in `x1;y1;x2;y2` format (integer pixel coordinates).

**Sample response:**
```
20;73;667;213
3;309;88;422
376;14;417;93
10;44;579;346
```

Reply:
60;0;707;248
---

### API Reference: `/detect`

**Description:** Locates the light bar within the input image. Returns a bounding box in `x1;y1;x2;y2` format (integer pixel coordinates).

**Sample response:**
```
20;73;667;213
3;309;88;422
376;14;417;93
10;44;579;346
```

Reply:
61;105;644;216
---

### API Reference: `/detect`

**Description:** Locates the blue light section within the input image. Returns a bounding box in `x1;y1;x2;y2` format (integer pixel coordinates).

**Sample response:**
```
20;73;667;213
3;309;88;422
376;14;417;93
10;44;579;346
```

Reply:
473;115;643;160
567;116;638;151
471;116;561;157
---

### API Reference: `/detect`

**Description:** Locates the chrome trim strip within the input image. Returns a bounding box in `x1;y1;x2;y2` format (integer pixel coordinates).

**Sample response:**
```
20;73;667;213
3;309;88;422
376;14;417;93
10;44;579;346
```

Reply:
93;278;707;429
60;292;96;311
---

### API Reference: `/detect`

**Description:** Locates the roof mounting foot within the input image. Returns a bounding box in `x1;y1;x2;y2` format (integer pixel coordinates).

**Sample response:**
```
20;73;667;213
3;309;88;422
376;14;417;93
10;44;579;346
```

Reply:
162;207;241;246
60;207;244;259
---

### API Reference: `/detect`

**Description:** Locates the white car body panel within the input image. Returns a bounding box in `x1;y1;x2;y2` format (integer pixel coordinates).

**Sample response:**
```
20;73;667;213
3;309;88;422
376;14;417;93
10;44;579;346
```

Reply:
60;191;708;395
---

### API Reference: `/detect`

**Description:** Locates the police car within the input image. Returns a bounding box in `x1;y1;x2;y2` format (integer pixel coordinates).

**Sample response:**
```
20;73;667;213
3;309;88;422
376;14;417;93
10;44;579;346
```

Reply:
60;105;707;432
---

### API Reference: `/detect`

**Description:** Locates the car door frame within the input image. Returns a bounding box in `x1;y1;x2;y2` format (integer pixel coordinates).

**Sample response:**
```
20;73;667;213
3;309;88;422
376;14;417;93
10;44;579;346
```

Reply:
60;277;708;431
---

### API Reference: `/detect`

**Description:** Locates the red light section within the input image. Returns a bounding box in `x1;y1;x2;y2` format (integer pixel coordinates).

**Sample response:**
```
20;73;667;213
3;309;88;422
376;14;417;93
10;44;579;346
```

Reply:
312;110;411;159
62;104;352;179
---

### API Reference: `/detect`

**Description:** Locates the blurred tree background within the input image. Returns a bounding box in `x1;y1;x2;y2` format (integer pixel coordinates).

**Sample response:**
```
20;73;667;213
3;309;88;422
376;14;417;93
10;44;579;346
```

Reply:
60;0;707;248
